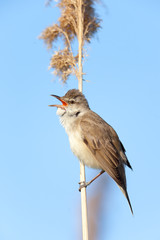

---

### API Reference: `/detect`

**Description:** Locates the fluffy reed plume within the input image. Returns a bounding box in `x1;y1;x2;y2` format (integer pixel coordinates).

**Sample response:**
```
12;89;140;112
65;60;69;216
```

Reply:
40;0;101;83
49;48;77;83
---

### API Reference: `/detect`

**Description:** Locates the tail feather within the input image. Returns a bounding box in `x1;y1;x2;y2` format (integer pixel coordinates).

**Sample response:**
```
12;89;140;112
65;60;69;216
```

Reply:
120;186;133;215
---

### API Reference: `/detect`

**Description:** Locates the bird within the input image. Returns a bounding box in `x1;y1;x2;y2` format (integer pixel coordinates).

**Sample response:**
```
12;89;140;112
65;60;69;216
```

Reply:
49;89;133;214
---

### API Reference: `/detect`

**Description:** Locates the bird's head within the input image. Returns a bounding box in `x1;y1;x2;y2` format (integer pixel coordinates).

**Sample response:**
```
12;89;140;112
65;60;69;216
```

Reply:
49;89;90;117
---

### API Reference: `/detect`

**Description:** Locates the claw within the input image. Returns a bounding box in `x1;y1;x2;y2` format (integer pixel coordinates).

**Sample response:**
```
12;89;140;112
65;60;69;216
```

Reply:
79;181;88;192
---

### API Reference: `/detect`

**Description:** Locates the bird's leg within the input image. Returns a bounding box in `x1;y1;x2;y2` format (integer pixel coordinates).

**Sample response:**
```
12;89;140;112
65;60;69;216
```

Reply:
79;170;105;192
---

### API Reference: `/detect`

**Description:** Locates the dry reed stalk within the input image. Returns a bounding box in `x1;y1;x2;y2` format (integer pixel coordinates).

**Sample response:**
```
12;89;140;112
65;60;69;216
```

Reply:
40;1;101;239
77;1;89;239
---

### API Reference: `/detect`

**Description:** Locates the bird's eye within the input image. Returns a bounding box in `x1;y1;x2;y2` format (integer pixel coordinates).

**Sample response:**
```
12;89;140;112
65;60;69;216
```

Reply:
70;99;75;104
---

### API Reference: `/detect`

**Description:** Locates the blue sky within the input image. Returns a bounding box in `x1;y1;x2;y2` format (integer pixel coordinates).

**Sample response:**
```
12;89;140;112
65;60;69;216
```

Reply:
0;0;160;239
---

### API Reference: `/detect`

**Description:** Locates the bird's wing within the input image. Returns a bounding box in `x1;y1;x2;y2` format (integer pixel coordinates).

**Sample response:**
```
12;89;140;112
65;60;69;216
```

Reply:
80;111;126;188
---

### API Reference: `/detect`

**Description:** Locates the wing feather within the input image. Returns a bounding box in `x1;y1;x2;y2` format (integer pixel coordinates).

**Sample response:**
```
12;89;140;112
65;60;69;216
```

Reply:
80;111;126;188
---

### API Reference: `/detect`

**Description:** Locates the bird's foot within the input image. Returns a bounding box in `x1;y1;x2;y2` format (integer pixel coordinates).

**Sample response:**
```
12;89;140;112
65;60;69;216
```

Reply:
78;181;90;192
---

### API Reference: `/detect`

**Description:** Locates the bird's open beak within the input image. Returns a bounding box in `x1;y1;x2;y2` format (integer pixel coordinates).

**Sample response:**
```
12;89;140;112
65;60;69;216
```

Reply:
49;95;68;109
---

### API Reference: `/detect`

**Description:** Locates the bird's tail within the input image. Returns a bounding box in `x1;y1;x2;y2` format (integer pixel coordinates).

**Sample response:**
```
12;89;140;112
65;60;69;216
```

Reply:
120;186;133;215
